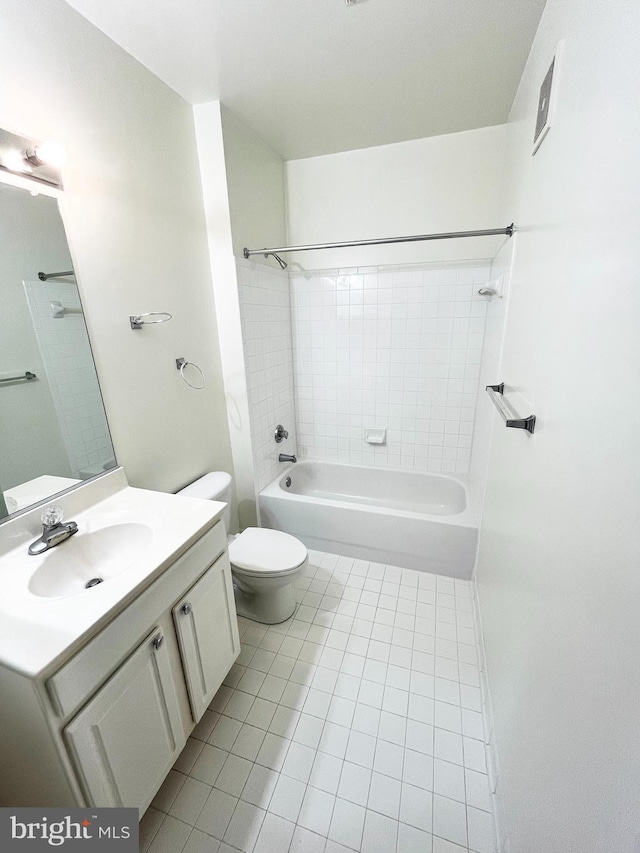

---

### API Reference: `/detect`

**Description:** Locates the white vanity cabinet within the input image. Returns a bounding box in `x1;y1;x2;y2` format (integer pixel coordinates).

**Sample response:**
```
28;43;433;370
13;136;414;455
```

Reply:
173;556;239;722
65;626;186;809
0;516;240;812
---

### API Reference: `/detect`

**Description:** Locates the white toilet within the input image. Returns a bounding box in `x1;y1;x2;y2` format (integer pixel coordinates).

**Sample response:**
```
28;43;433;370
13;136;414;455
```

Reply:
177;472;308;624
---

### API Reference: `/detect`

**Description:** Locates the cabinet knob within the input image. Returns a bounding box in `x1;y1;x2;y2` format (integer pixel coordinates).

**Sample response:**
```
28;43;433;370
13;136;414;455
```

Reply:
181;602;193;616
152;635;164;651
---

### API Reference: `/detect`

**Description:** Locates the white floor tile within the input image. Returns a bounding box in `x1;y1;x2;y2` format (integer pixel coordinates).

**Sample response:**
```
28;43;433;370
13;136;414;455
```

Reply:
403;748;434;791
328;695;356;727
329;797;366;850
378;710;406;746
337;761;372;807
290;825;327;853
240;763;279;810
195;788;238;840
169;777;211;826
432;834;469;852
139;808;165;853
245;698;278;731
345;730;377;768
400;782;433;832
281;741;316;783
310;750;344;795
351;703;380;736
189;745;228;786
253;813;295;853
462;737;487;773
268;773;307;822
433;794;468;847
294;712;326;750
467;805;495;853
298;786;336;836
268;706;300;739
398;821;434;853
255;732;290;772
373;739;404;779
152;770;186;813
223;800;265;852
368;771;401;819
214;754;253;798
320;721;351;759
209;717;243;751
434;728;464;766
182;828;221;853
170;549;494;853
434;759;466;803
231;723;266;762
464;769;492;813
147;816;191;853
361;809;398;853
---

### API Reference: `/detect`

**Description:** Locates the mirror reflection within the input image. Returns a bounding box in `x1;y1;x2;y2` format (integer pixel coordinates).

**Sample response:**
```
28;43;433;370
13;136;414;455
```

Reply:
0;181;116;519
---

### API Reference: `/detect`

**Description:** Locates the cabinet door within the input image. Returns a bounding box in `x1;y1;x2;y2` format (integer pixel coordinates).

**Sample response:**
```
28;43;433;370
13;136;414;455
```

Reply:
173;551;240;722
65;628;185;809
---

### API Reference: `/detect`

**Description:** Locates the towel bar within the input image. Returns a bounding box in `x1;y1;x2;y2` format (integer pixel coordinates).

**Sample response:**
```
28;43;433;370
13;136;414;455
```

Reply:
486;383;536;434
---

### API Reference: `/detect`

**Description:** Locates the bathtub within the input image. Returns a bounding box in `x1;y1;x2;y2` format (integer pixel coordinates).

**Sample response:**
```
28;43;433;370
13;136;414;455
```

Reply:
258;461;478;579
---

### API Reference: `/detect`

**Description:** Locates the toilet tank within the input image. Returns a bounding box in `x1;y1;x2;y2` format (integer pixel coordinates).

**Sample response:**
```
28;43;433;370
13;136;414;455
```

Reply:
176;472;232;531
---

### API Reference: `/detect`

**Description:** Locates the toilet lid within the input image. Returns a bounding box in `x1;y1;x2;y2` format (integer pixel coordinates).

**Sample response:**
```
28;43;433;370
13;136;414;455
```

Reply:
229;527;308;575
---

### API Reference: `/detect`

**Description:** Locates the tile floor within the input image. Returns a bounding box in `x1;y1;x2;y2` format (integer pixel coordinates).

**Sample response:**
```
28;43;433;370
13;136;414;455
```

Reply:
141;551;495;853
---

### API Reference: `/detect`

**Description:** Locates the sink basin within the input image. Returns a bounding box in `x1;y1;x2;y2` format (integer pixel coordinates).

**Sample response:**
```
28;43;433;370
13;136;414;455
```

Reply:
28;522;154;599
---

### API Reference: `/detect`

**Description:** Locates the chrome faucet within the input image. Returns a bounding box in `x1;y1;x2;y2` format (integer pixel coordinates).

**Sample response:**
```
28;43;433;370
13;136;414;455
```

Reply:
278;453;297;463
28;505;78;556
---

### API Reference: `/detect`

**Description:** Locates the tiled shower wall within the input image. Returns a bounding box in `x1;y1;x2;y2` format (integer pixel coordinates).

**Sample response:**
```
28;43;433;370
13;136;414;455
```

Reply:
291;263;492;474
237;259;298;492
23;279;114;477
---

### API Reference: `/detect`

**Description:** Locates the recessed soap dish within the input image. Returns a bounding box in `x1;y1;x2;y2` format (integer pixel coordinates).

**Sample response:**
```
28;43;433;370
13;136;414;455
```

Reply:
365;428;386;445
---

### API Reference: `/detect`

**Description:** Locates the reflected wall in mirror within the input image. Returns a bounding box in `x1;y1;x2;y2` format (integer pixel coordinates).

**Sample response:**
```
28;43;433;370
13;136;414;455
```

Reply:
0;180;116;520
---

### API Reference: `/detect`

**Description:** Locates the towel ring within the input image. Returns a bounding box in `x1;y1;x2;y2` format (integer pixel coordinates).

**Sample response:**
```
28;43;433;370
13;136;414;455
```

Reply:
176;357;205;390
130;312;172;330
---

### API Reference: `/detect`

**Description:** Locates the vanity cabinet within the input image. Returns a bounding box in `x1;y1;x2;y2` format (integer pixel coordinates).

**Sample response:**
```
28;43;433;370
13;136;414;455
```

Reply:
0;516;240;812
173;557;239;722
65;626;185;808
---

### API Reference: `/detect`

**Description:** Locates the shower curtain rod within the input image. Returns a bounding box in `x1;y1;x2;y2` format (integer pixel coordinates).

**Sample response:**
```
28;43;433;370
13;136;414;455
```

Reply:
243;224;514;261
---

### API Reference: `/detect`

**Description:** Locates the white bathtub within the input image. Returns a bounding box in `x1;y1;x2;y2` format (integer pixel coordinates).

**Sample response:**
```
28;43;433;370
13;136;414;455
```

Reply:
258;461;478;579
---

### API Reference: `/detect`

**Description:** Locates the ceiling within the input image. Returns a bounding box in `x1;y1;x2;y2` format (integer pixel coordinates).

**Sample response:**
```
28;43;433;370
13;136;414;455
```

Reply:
62;0;546;160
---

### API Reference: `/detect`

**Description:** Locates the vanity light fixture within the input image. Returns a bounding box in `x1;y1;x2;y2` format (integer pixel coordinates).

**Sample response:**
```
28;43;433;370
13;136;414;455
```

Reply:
0;127;64;191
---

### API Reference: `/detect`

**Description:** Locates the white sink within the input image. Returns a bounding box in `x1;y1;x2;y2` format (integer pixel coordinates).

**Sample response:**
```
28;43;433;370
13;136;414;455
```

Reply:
28;522;153;599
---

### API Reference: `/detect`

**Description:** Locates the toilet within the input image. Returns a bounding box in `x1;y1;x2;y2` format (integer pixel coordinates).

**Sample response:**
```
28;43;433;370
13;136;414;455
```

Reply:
177;472;308;624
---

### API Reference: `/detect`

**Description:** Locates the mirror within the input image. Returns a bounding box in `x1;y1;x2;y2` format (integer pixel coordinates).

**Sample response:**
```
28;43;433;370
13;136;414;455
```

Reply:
0;180;116;520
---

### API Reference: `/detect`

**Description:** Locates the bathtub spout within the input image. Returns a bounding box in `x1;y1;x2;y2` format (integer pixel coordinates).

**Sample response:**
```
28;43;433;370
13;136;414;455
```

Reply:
278;453;297;463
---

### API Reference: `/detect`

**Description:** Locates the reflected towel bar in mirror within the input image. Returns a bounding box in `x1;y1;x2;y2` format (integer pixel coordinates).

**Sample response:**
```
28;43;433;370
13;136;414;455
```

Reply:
38;270;74;280
0;371;36;385
486;383;536;434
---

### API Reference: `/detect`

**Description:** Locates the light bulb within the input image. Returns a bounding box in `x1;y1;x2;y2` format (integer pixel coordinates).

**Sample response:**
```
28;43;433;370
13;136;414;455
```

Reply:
3;148;32;173
24;140;66;169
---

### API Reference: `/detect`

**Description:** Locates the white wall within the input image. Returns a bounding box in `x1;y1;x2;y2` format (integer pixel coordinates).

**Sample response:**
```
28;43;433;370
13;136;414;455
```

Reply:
0;0;233;495
475;1;640;851
220;106;287;266
285;125;508;269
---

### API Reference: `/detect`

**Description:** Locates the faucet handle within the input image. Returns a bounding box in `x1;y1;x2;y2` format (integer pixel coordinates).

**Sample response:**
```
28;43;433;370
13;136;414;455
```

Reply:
41;505;64;527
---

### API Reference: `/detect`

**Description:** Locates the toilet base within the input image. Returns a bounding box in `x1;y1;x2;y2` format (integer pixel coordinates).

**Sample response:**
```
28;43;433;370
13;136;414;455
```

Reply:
233;580;297;624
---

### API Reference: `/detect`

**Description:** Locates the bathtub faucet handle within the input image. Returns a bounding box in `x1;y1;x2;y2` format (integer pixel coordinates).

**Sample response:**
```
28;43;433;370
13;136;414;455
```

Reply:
274;424;289;443
278;453;297;463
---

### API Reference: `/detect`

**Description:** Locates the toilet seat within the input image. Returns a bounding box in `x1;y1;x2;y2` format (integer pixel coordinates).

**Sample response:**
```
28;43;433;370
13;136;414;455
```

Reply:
229;527;307;578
